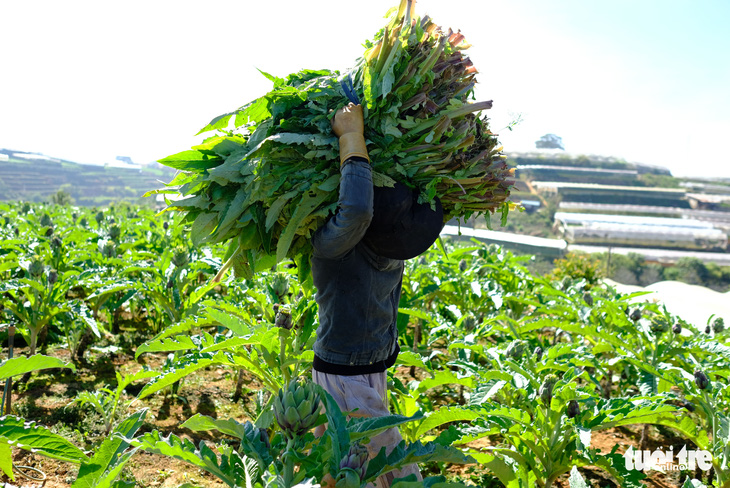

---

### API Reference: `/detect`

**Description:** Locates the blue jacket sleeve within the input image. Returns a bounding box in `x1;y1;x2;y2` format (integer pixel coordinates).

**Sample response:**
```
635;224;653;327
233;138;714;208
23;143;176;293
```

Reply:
312;158;373;260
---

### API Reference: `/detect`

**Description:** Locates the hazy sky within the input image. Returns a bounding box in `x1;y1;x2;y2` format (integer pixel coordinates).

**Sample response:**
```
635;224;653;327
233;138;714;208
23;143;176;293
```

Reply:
2;0;729;177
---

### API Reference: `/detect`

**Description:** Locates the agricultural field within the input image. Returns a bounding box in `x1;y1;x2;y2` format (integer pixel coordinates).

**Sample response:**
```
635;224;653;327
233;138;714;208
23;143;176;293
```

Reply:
1;201;730;488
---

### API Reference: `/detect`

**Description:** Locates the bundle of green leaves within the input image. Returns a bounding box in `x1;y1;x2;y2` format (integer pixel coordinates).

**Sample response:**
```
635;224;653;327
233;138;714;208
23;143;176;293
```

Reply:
151;0;514;280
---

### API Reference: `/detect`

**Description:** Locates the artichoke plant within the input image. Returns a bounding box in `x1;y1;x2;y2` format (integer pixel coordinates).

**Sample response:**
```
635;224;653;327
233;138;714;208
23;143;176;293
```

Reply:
273;378;321;439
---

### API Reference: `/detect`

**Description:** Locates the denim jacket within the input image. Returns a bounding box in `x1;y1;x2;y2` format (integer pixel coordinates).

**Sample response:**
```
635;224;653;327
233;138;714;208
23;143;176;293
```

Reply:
311;159;404;368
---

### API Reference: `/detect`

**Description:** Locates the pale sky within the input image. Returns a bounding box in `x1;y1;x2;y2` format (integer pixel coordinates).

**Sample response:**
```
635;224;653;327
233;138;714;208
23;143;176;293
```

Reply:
2;1;729;178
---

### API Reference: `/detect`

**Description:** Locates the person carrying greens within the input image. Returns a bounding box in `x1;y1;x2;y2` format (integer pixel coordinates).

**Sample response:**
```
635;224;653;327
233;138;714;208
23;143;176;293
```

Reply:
311;102;443;488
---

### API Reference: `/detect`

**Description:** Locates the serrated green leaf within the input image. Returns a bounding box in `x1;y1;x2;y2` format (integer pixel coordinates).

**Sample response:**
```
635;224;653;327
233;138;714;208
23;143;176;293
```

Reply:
158;150;223;171
414;406;480;439
0;355;75;381
72;409;148;488
137;352;229;399
0;440;13;480
0;416;87;463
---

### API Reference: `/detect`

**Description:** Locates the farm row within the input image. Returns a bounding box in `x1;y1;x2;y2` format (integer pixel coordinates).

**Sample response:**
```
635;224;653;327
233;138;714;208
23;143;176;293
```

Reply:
1;201;729;487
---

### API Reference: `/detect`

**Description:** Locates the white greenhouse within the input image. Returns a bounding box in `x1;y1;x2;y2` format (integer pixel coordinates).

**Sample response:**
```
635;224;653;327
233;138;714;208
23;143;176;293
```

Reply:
554;212;728;251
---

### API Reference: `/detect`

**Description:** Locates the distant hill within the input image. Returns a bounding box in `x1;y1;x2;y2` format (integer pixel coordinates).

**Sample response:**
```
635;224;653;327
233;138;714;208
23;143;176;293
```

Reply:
506;151;673;175
0;148;176;206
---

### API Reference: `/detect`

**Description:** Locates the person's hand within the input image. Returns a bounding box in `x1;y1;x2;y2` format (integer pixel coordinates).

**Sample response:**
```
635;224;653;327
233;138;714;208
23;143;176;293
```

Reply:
332;103;364;137
332;103;369;164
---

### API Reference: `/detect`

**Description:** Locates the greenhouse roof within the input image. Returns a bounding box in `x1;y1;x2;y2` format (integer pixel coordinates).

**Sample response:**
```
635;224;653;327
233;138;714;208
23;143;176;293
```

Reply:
554;212;716;229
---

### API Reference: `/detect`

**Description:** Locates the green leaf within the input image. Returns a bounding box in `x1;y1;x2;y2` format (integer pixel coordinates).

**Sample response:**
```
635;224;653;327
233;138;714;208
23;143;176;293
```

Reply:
131;431;243;487
365;441;474;482
181;414;250;439
181;415;273;471
0;440;12;480
413;371;474;396
137;352;229;399
464;449;523;488
348;413;423;443
0;416;87;463
0;355;75;381
275;188;333;263
72;409;148;488
158;150;223;171
191;212;219;246
414;406;480;439
392;475;473;488
196;112;236;135
135;336;199;357
265;189;299;231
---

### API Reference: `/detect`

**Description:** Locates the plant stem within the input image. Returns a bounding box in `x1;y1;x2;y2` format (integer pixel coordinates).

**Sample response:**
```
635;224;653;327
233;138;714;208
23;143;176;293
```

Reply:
282;439;296;488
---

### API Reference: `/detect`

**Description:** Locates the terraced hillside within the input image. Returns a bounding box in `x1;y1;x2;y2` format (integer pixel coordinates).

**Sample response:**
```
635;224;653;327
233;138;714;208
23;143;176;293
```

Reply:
0;149;176;205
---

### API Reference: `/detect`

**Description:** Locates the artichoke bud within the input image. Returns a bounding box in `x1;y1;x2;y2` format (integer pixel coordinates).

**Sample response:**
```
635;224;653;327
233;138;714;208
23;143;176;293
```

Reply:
582;292;593;307
649;316;670;335
672;323;682;335
28;255;45;277
166;278;174;289
566;399;580;418
172;246;190;268
539;374;559;405
705;325;711;335
463;315;476;331
505;340;525;360
534;346;544;362
712;317;725;334
79;217;88;227
45;226;54;237
95;210;104;224
101;242;116;258
339;443;369;481
48;269;58;285
40;213;53;227
561;276;571;291
21;203;31;214
271;272;290;299
459;259;468;272
51;236;63;249
257;427;270;449
629;308;642;322
14;227;19;236
334;468;361;488
694;370;710;391
72;212;78;221
274;305;294;330
273;379;321;438
163;221;169;230
682;400;695;412
109;223;122;241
